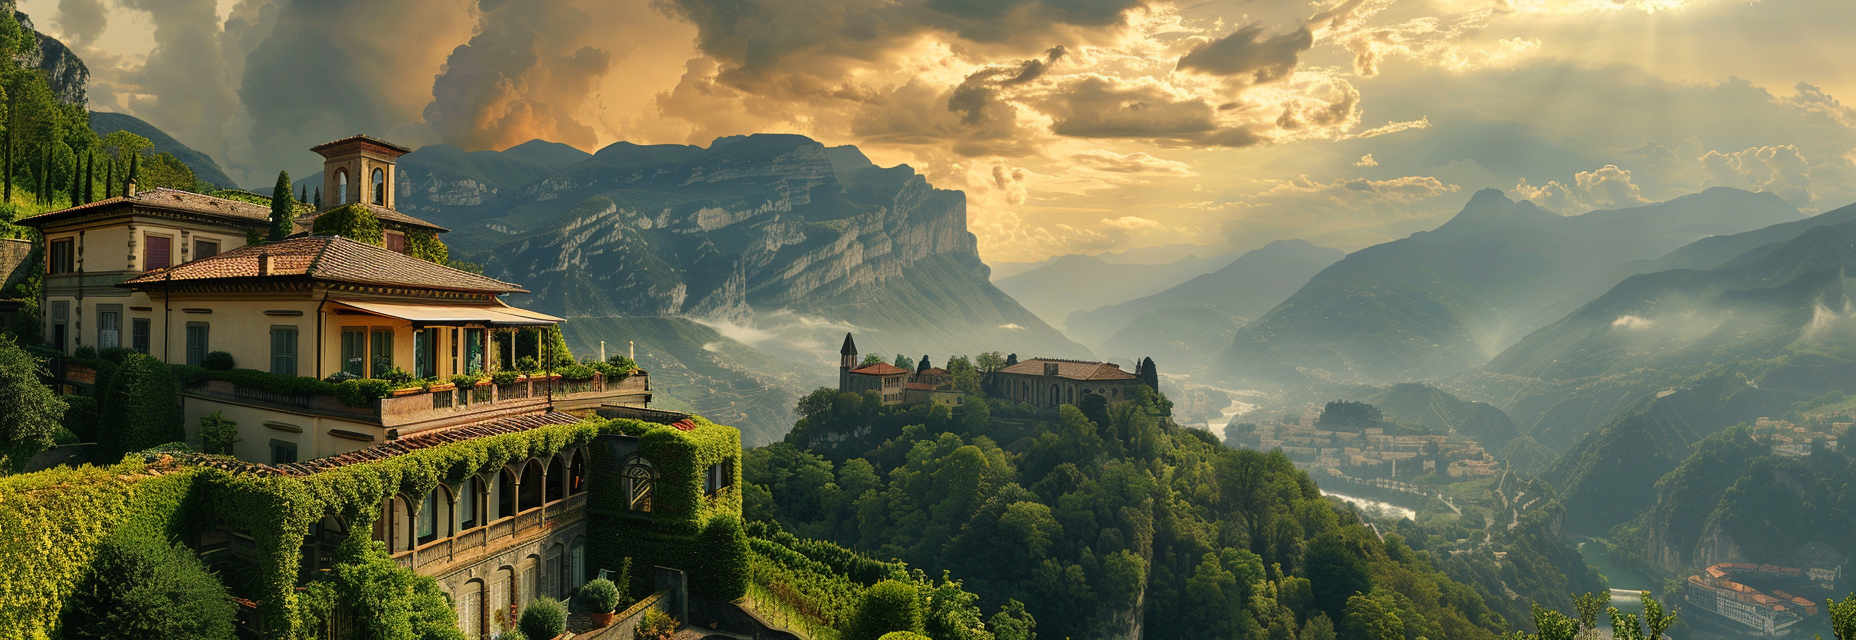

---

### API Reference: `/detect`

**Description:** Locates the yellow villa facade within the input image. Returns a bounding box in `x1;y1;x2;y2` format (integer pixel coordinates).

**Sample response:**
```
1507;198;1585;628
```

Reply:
21;135;650;466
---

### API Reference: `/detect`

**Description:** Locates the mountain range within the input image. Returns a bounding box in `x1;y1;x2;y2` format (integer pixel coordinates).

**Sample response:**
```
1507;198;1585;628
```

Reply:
290;134;1089;443
90;111;237;188
993;251;1231;330
1071;239;1343;369
1219;188;1803;386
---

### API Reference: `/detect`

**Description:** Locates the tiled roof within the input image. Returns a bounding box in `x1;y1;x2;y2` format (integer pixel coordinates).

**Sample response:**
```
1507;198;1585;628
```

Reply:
299;203;448;233
180;412;582;477
918;367;949;376
998;358;1138;381
16;188;272;228
850;362;910;376
121;235;525;293
905;382;937;391
311;134;413;156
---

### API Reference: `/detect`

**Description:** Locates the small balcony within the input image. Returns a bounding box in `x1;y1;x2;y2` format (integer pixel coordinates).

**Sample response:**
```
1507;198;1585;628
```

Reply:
181;371;651;432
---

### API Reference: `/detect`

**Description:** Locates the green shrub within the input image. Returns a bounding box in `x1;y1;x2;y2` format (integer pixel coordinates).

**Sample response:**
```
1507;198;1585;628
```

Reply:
575;577;622;613
335;378;392;407
405;231;449;265
96;347;136;364
492;370;520;385
448;373;481;389
61;531;237;640
1;335;64;458
878;633;932;640
73;345;97;359
519;596;567;640
846;580;922;640
98;354;183;456
297;543;465;640
170;365;340;398
198;411;238;455
311;204;384;245
379;366;414;385
633;607;677;640
694;513;749;600
516;355;541;374
557;363;596;381
200;351;235;371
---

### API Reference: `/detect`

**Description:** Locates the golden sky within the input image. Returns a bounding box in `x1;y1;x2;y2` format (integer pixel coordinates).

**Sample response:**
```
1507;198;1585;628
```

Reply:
34;0;1856;263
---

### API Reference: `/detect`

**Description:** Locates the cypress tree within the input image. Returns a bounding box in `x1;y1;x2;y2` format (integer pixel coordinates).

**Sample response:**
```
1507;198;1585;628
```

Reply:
299;184;306;203
68;153;81;205
104;159;113;199
125;152;138;194
1139;357;1158;391
83;151;93;203
268;170;294;241
3;101;11;205
313;187;321;210
37;146;47;205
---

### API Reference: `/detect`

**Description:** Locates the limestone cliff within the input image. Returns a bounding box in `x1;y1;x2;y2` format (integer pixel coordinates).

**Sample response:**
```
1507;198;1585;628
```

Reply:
5;3;88;106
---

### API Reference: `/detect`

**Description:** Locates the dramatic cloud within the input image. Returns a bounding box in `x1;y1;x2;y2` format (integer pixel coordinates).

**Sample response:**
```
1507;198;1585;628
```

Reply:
1070;149;1194;176
423;0;615;151
53;0;107;47
1176;24;1311;81
1700;145;1813;207
1510;164;1650;213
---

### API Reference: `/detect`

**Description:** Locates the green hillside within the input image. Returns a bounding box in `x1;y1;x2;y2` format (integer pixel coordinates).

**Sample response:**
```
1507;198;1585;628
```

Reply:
88;111;236;188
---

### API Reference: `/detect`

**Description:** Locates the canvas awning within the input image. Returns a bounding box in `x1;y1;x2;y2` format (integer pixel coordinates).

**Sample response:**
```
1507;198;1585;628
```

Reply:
330;299;563;326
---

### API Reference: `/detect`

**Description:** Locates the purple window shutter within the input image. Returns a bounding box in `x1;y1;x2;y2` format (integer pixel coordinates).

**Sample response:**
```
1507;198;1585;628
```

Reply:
146;236;171;270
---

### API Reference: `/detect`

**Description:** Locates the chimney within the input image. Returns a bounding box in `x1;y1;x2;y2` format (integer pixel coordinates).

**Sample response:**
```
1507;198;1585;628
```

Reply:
1043;362;1059;377
258;253;271;276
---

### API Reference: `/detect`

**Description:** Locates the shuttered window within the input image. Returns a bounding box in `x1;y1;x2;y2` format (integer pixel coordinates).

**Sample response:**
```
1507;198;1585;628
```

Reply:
271;327;298;375
145;236;172;270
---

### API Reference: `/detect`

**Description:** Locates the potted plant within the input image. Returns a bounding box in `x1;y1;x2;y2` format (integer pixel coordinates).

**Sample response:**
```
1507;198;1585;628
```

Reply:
575;578;622;626
518;596;568;640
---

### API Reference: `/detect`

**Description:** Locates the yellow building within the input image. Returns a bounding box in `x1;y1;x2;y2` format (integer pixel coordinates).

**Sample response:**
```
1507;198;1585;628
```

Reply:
20;134;650;466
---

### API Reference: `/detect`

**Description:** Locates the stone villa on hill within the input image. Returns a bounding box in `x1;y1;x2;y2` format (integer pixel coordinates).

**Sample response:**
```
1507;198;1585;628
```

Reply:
17;135;721;638
837;332;1146;408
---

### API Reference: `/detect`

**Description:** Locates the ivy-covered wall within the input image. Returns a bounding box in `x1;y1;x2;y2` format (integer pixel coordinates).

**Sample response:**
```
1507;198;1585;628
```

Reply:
587;416;746;601
0;413;746;640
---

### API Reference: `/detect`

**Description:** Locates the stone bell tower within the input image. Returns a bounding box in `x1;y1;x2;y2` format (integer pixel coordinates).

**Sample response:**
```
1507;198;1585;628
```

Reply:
839;333;858;390
310;135;413;212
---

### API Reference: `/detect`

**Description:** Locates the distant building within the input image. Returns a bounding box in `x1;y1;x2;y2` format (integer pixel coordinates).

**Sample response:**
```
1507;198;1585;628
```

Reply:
834;333;1148;409
993;357;1140;409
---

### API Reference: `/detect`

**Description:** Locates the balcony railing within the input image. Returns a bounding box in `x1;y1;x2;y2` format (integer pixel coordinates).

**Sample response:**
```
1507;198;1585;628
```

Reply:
381;492;588;576
182;372;647;429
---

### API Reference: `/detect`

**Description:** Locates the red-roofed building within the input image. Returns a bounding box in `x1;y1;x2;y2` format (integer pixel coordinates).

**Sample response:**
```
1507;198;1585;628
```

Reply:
20;134;653;465
994;356;1141;409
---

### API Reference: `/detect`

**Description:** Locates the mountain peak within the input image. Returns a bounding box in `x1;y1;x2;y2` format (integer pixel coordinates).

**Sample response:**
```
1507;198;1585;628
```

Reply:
1423;188;1537;241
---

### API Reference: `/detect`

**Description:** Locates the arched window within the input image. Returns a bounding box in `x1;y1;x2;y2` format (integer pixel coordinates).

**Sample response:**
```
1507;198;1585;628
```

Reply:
568;450;587;495
458;578;486;638
624;455;657;512
1050;384;1059;406
379;495;413;552
1067;386;1074;404
497;468;517;519
519;460;544;511
546;455;566;503
1020;381;1029;400
300;515;347;578
371;168;385;205
461;476;482;529
335;169;349;205
417;489;442;545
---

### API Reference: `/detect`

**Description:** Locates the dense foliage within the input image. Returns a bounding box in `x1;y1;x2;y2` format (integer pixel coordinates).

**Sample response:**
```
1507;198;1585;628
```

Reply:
268;171;294;241
748;387;1509;639
298;544;465;640
62;531;237;640
517;596;567;640
0;334;64;470
97;353;184;456
311;204;383;244
846;580;922;640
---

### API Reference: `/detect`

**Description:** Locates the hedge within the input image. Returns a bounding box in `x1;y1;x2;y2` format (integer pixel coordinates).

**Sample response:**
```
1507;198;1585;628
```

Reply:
99;354;184;456
0;460;209;640
2;414;750;639
170;365;392;407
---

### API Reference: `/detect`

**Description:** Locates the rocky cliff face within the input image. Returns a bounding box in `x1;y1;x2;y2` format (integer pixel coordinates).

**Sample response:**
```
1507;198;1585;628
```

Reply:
7;5;87;106
387;134;1086;442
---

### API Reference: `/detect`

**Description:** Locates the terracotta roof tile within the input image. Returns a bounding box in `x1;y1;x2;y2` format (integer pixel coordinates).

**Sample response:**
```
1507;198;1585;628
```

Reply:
850;362;910;376
998;358;1138;381
121;235;525;293
311;134;413;156
17;188;273;228
175;412;583;477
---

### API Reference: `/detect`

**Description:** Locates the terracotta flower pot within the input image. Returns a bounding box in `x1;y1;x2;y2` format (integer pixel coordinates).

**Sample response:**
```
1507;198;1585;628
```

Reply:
390;387;423;397
591;611;616;626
